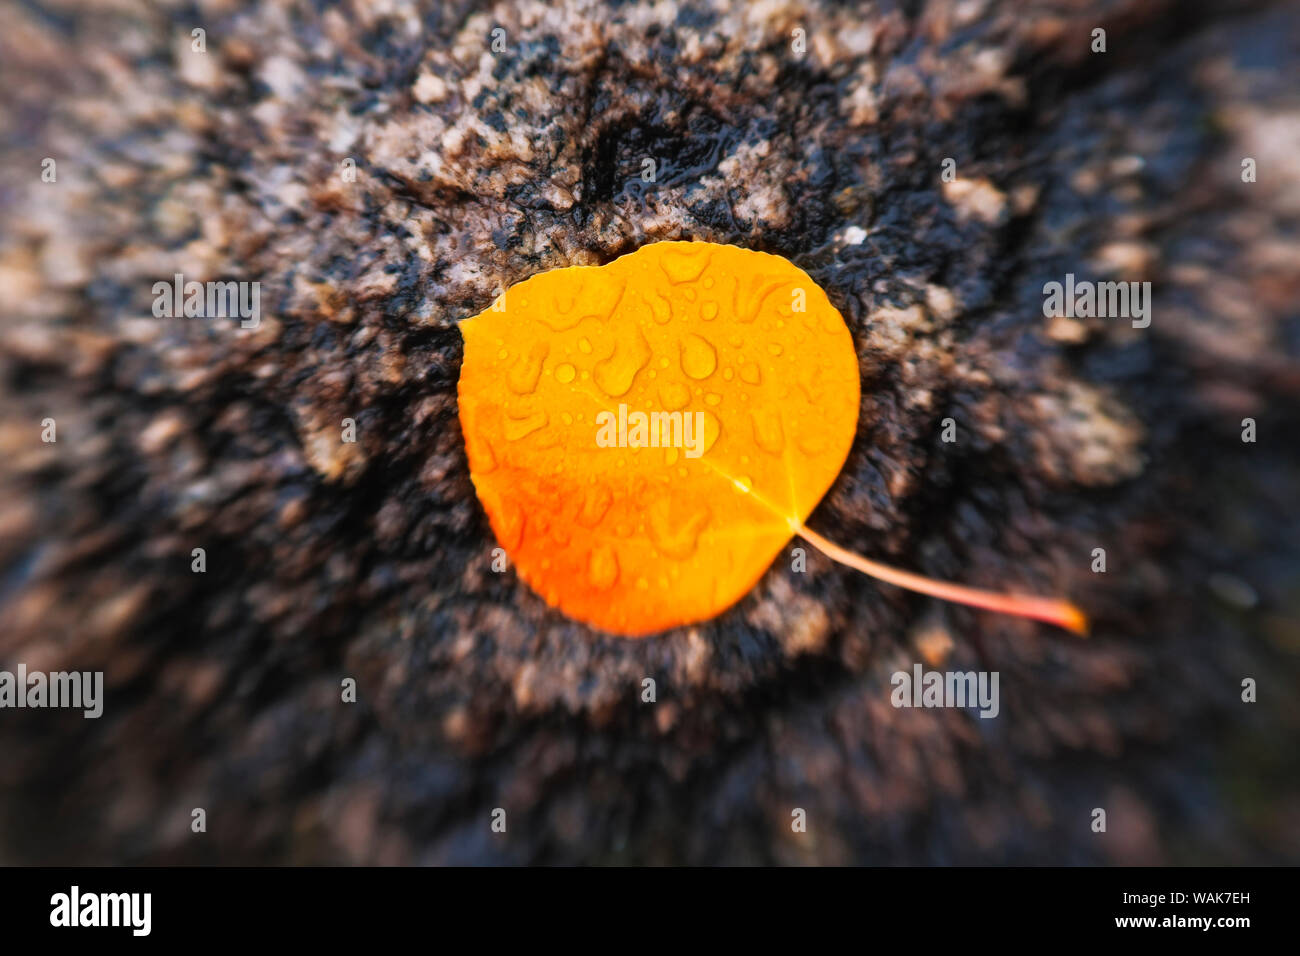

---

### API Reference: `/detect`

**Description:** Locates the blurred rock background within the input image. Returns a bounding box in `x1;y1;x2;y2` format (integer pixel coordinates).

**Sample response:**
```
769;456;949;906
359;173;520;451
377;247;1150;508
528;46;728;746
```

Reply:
0;0;1297;863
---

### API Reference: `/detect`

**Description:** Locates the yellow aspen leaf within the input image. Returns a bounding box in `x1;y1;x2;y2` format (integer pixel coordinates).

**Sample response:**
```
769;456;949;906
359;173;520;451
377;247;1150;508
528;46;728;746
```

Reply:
458;241;1085;638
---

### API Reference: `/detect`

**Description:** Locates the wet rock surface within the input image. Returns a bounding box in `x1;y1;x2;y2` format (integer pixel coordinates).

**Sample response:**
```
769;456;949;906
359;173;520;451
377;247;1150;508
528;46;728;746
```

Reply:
1;0;1297;863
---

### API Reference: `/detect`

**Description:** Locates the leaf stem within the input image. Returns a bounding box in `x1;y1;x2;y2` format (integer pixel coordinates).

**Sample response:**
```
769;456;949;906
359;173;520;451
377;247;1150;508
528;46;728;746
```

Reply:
796;523;1088;636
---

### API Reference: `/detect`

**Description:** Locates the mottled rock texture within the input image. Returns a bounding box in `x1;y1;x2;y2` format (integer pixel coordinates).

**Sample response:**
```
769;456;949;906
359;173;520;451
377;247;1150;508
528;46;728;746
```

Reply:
1;0;1297;864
